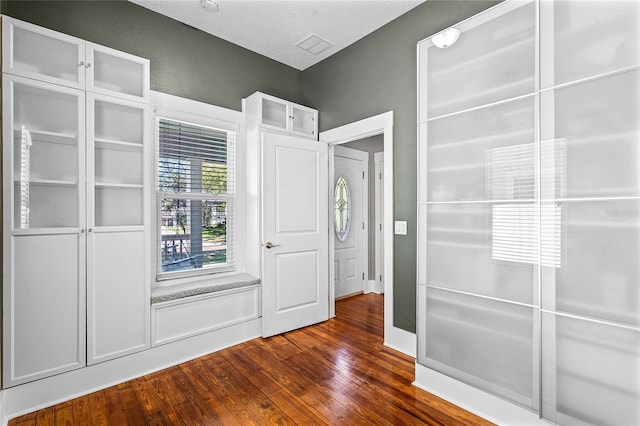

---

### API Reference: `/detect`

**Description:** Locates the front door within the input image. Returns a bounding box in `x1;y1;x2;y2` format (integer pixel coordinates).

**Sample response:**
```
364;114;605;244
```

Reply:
261;132;329;337
334;145;368;298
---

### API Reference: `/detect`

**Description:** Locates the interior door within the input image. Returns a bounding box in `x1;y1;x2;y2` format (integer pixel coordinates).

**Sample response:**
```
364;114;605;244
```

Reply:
262;132;329;337
334;145;368;298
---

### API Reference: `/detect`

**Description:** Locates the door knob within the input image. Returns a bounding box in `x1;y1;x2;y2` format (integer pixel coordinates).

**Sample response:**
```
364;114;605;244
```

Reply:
263;241;280;249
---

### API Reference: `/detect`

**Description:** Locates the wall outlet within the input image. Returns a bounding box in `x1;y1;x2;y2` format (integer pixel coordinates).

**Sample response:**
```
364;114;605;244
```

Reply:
394;220;407;235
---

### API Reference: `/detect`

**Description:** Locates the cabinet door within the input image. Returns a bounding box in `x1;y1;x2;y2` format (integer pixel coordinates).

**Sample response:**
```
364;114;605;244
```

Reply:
86;42;150;102
290;104;317;139
2;75;86;386
260;95;289;132
86;93;149;364
87;230;149;364
2;16;86;90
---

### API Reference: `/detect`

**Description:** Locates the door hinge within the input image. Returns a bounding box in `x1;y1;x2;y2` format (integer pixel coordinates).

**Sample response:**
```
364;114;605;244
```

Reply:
379;224;382;231
362;222;365;230
362;273;365;280
362;171;365;179
380;275;382;281
379;172;382;179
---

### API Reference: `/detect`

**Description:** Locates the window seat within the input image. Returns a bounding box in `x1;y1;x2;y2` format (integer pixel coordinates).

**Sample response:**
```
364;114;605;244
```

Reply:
151;273;260;305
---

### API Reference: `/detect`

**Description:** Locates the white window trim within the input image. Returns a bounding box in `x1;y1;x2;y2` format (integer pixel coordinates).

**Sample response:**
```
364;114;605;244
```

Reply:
150;91;245;286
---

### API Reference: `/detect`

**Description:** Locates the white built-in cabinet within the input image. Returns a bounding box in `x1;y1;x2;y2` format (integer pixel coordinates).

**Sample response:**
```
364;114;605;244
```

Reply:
248;92;317;139
417;1;639;425
2;16;150;387
243;91;318;279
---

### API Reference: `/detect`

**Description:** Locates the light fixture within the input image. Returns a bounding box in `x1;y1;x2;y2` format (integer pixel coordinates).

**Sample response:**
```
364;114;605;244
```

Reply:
201;0;219;12
431;27;460;49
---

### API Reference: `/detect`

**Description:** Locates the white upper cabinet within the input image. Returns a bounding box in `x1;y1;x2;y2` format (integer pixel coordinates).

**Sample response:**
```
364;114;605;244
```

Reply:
86;42;150;102
2;16;149;102
248;92;317;139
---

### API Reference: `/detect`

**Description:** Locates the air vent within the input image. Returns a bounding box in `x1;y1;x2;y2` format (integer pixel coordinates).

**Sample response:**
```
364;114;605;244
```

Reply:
295;34;334;55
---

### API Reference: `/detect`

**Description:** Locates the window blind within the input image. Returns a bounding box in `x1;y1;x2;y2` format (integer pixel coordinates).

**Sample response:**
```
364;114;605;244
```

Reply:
157;118;236;275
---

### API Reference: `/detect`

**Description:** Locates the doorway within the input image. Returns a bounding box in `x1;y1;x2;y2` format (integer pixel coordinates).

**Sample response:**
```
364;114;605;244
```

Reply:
333;137;385;299
319;112;401;351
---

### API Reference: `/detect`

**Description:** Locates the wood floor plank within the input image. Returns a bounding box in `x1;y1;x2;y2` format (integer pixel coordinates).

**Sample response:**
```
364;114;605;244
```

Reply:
7;294;492;426
53;402;74;426
71;395;91;425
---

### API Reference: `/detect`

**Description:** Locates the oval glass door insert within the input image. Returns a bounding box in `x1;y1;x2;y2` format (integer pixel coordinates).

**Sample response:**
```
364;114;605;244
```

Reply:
334;176;351;241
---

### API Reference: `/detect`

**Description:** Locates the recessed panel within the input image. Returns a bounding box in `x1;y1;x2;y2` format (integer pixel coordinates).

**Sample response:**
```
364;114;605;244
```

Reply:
12;234;82;381
90;231;146;362
345;258;357;280
275;250;319;312
275;147;318;234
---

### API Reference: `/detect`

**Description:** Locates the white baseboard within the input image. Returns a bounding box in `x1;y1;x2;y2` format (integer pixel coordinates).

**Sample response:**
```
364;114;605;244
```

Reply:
0;318;261;425
383;326;416;357
365;279;383;294
413;364;552;426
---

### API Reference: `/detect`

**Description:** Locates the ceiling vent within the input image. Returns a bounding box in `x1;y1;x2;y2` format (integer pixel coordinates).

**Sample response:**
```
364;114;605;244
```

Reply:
296;34;334;55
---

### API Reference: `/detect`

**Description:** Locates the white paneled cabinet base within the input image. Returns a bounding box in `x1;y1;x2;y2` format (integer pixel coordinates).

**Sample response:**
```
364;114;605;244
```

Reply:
2;16;151;387
417;1;639;425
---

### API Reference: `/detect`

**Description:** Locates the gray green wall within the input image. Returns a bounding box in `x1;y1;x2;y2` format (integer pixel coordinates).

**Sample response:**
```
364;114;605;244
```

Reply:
3;0;303;111
4;0;501;333
301;0;500;332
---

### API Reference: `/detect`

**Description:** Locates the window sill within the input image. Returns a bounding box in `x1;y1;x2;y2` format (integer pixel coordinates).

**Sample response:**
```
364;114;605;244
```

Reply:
151;272;260;304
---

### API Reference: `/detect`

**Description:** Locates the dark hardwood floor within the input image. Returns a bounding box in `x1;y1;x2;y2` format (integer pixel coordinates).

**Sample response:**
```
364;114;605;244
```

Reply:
10;294;492;425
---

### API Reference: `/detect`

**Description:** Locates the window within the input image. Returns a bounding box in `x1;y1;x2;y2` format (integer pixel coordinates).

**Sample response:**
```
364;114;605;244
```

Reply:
157;117;236;276
334;176;351;242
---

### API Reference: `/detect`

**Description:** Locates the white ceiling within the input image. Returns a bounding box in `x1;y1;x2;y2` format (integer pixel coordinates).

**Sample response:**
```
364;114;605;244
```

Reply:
129;0;425;70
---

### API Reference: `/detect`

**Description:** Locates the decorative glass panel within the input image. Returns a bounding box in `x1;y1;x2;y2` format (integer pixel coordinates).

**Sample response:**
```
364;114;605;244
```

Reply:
334;176;351;242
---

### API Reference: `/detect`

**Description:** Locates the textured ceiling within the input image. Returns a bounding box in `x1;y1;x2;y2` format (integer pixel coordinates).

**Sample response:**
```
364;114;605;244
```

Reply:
129;0;425;70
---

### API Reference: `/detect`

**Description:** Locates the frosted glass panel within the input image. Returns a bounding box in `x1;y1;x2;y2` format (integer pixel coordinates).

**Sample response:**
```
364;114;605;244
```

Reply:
542;313;640;426
424;287;534;404
427;96;535;202
15;183;78;228
541;70;639;199
292;106;314;135
94;147;142;186
14;83;78;135
262;98;287;129
12;26;80;84
426;203;536;304
95;187;143;226
94;101;143;143
93;50;144;97
426;2;535;117
540;0;640;89
542;200;640;326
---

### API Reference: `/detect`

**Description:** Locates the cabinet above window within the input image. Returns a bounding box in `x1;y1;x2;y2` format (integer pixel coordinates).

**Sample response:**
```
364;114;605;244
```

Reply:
2;16;150;102
245;92;317;139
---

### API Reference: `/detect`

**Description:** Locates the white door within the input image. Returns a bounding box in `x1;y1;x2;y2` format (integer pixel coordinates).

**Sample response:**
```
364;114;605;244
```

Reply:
262;132;329;337
334;146;368;298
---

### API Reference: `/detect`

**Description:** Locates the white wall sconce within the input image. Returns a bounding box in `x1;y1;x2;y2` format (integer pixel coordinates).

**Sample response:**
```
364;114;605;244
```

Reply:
431;28;460;48
201;0;219;12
